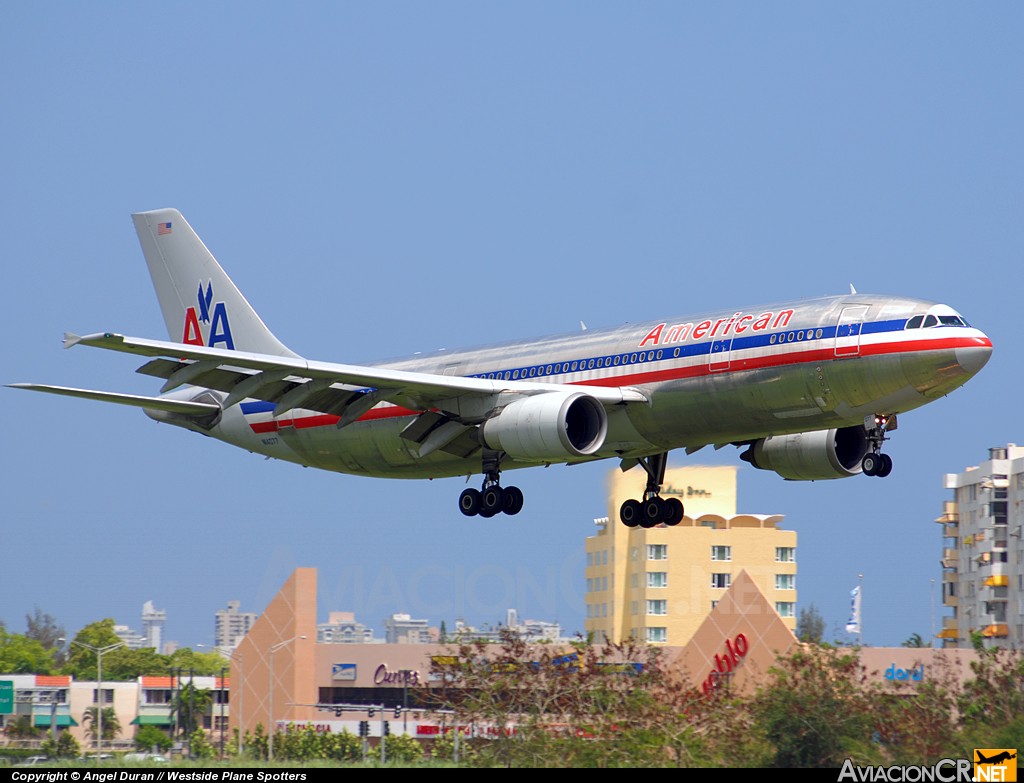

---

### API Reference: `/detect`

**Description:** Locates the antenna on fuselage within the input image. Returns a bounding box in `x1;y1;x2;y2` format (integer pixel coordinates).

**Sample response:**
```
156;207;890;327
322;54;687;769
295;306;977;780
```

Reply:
849;283;858;294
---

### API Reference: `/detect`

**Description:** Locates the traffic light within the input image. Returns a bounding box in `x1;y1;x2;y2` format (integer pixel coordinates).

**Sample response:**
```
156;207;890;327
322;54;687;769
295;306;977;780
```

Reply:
393;706;402;718
358;720;369;737
383;721;390;737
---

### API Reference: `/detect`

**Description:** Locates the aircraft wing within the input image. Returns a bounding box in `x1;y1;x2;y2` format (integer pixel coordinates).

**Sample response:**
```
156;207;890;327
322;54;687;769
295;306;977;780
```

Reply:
56;332;649;424
5;383;220;415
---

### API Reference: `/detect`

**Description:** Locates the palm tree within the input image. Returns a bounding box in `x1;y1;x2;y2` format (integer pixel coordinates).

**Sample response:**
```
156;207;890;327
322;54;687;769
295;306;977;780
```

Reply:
170;682;214;740
82;706;121;743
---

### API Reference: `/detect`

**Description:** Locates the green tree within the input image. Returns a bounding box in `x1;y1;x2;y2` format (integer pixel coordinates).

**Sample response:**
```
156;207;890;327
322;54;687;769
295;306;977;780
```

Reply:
189;727;216;759
169;647;229;676
752;644;875;768
901;632;929;648
0;627;57;674
796;604;826;644
41;731;81;759
171;682;214;741
135;724;173;753
25;608;66;666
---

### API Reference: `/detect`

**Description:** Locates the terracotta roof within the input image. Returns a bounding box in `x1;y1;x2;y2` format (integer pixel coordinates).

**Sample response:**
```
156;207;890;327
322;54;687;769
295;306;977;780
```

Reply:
35;675;71;687
141;676;177;688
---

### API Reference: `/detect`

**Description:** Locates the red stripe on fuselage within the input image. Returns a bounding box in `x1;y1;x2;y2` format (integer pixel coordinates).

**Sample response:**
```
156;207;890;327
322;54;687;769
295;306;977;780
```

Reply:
244;334;988;434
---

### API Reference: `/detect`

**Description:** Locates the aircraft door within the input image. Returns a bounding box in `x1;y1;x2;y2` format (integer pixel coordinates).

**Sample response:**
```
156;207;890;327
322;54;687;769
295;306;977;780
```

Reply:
709;338;732;372
834;305;869;358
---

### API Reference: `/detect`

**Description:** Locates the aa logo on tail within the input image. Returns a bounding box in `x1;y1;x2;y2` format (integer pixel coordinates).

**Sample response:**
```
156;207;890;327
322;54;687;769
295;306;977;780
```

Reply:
975;749;1017;782
182;280;234;349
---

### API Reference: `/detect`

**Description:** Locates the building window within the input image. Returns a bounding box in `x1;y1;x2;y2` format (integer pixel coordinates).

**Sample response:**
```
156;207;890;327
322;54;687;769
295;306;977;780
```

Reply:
776;602;796;618
647;600;667;616
92;689;114;704
144;689;172;705
647;572;668;588
711;573;731;589
776;547;796;563
647;544;668;560
775;574;795;591
586;552;593;567
711;545;732;561
711;600;719;610
646;627;667;643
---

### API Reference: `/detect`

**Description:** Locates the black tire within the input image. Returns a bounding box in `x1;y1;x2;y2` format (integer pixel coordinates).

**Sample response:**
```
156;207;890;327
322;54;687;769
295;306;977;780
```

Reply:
481;486;505;516
664;497;684;526
459;488;481;517
878;453;893;477
642;497;664;528
862;453;880;477
620;499;642;527
503;486;524;515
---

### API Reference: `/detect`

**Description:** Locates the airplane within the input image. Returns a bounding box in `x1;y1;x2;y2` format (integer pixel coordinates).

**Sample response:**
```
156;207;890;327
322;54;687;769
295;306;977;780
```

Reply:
976;751;1016;765
9;209;993;527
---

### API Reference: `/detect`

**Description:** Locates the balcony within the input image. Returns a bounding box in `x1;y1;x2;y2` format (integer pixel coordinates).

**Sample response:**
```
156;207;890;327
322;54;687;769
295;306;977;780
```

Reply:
934;501;959;526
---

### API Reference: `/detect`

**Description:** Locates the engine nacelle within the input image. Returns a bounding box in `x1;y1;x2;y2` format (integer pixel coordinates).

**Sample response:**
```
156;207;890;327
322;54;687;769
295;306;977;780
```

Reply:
481;391;608;461
740;426;870;480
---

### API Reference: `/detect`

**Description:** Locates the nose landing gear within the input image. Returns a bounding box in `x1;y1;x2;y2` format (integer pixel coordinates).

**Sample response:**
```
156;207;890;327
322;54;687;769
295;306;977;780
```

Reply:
861;413;896;478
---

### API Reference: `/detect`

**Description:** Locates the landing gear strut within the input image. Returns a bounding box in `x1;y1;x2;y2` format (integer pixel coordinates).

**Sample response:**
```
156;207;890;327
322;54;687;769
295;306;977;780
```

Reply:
458;450;524;517
861;413;895;478
619;452;683;528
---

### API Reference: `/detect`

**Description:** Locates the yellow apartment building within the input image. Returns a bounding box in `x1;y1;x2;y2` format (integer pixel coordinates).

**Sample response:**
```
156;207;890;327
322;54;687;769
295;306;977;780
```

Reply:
584;465;797;645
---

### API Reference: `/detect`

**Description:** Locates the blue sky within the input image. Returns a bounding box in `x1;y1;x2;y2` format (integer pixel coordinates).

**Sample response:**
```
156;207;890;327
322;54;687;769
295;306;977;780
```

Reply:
2;3;1021;650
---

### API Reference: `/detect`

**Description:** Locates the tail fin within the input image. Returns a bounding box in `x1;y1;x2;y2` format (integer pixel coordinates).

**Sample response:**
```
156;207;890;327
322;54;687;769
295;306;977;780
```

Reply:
132;209;299;358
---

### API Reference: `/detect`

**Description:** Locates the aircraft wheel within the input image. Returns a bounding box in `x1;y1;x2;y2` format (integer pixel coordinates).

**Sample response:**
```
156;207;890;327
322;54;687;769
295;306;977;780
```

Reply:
877;453;893;478
503;486;524;515
663;497;684;526
642;497;664;528
862;453;880;477
459;488;481;517
620;499;642;527
481;486;506;516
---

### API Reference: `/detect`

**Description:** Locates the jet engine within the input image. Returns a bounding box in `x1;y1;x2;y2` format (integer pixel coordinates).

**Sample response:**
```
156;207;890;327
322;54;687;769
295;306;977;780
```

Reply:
739;426;870;480
481;391;608;461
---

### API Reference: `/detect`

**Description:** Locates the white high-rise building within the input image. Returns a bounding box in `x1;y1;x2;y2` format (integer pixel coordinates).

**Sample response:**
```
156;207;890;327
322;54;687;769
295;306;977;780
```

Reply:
937;444;1024;650
141;600;166;651
214;600;258;650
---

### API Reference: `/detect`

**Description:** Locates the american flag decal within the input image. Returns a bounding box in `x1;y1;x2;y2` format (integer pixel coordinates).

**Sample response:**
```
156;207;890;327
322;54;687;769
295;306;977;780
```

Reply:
157;222;172;235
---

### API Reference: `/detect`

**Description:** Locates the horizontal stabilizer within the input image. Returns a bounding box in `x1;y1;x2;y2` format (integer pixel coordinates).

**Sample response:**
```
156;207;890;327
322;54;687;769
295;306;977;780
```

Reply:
7;383;220;415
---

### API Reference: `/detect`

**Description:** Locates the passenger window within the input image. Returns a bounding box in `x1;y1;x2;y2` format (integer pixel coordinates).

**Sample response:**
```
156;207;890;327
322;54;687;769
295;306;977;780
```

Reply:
673;348;680;358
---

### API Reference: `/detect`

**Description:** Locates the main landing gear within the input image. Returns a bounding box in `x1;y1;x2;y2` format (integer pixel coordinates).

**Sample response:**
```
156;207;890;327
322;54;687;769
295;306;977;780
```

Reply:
458;451;524;518
619;452;684;528
861;413;896;478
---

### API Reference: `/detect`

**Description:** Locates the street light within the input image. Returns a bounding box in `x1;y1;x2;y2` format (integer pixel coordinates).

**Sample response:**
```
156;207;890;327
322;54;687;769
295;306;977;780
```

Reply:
268;636;306;762
198;645;244;756
70;640;125;759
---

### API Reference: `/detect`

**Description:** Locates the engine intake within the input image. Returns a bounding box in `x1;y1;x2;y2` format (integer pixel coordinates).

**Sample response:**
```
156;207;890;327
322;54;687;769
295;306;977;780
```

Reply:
481;391;608;461
740;426;869;480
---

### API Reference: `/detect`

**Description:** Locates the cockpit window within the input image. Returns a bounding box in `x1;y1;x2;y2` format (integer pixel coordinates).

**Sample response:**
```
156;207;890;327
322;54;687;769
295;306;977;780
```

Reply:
906;313;969;330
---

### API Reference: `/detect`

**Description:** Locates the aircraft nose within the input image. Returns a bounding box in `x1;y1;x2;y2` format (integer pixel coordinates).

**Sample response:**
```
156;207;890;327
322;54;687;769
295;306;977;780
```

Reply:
956;336;993;376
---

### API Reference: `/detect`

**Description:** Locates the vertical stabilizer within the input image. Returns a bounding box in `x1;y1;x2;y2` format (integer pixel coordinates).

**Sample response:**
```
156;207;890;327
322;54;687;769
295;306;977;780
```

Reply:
132;209;299;357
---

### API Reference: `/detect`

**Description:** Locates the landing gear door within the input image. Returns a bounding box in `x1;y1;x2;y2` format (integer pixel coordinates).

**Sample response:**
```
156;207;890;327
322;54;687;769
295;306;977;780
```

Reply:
835;305;869;358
